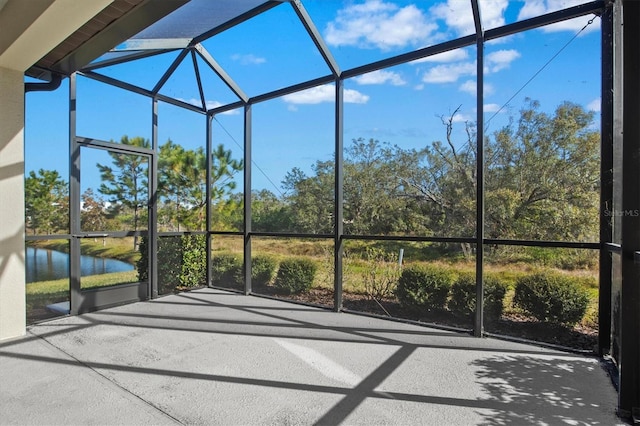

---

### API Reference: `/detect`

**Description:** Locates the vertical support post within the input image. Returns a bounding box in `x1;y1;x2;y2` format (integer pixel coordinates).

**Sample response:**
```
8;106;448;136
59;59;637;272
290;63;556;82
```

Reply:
0;66;26;339
150;97;159;298
206;114;213;288
619;0;640;417
598;1;614;356
611;0;625;367
69;73;81;315
334;78;344;312
472;0;485;337
244;104;252;295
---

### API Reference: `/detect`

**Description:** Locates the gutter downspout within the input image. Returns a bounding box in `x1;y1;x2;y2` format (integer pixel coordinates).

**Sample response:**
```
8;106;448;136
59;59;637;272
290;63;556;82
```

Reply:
25;73;62;92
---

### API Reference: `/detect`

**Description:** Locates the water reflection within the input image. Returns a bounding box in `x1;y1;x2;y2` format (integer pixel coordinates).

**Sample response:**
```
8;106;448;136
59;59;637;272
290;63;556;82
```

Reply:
26;247;134;283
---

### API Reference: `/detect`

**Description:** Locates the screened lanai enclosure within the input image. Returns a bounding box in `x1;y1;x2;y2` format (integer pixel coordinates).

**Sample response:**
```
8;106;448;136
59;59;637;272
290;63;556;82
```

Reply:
23;0;639;418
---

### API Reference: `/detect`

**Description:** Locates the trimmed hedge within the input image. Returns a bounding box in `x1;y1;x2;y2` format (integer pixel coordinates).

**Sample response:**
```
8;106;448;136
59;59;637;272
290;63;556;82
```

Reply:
180;235;207;288
137;235;207;294
448;273;507;320
396;265;454;311
211;254;243;288
513;272;589;326
252;255;277;287
274;258;316;294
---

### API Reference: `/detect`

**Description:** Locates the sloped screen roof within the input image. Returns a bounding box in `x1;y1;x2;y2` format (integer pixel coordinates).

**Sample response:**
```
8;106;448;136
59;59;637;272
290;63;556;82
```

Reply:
122;0;273;47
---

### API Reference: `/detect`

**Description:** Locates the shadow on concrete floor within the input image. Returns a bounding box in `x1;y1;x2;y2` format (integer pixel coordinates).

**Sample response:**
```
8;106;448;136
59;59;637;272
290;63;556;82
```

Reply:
0;288;624;425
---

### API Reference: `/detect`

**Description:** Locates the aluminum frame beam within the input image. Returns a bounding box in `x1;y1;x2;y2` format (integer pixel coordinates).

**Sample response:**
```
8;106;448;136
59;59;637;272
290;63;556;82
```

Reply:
206;115;213;288
150;98;159;298
78;70;207;114
75;137;155;156
82;49;179;71
249;74;335;105
599;0;615;357
484;1;604;42
243;104;253;296
334;79;344;311
152;48;190;95
472;0;485;338
619;0;640;417
191;50;207;110
52;0;189;75
194;44;248;104
69;73;81;315
191;1;282;45
289;0;340;77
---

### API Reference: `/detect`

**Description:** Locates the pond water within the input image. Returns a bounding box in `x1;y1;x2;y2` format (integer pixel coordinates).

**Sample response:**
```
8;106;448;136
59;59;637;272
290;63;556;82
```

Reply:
26;247;134;283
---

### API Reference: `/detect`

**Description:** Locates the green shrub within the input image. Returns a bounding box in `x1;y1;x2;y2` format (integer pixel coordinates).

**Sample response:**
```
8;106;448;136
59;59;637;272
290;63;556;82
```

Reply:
252;255;277;286
274;258;316;294
138;235;207;294
180;235;207;288
448;273;507;320
396;265;454;311
513;272;589;326
156;236;184;294
211;254;243;288
484;279;507;320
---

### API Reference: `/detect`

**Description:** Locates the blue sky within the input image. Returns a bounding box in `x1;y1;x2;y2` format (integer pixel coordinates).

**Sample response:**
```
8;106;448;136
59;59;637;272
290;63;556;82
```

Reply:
25;0;602;196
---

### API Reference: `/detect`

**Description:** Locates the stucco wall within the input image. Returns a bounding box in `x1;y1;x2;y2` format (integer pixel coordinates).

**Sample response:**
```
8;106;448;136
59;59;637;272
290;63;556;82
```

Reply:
0;66;26;340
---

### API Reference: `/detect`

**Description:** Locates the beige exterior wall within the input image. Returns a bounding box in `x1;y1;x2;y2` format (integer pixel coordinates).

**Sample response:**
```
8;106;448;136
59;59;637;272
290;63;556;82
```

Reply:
0;0;113;341
0;66;26;340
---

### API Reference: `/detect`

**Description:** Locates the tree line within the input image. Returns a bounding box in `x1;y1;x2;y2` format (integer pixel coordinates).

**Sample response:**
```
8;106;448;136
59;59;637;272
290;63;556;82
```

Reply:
249;99;599;245
25;136;243;234
25;99;599;245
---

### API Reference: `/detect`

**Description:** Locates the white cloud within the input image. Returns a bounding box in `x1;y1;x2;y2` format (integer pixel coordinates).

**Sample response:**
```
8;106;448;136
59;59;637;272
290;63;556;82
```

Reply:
183;98;202;107
230;53;266;65
518;0;546;18
479;0;510;30
421;49;518;86
180;98;238;114
518;0;600;34
430;0;474;36
486;49;521;72
345;89;370;103
412;49;469;64
283;84;369;105
451;112;473;123
484;103;502;112
422;61;476;83
324;0;438;50
519;0;586;18
205;100;221;109
353;70;406;86
430;0;508;36
587;98;601;112
283;86;333;104
419;48;518;86
459;80;476;95
484;83;495;96
205;101;239;115
459;80;495;96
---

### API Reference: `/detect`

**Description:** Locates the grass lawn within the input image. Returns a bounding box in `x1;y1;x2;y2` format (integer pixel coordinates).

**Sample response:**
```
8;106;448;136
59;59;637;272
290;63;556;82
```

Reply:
27;270;139;310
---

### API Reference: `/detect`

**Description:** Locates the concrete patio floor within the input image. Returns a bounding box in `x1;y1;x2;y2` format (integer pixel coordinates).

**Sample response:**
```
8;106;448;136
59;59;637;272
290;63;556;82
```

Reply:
0;288;623;425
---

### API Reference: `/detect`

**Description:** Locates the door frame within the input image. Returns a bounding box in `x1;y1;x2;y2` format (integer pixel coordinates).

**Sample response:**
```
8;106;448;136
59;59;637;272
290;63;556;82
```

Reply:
69;137;156;315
